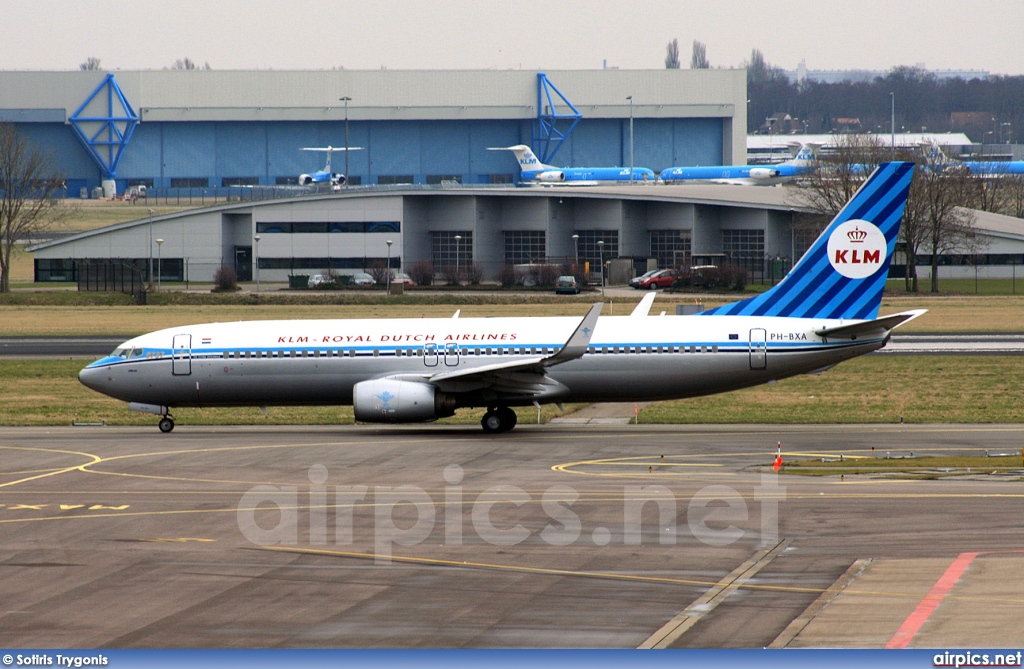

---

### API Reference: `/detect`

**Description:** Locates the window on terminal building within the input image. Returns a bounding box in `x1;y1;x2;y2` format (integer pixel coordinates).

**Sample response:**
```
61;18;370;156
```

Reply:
426;175;462;185
377;175;414;185
504;230;546;265
222;177;259;187
170;178;209;188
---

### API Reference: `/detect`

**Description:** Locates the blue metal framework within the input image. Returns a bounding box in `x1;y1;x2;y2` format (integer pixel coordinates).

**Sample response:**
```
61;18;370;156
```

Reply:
69;74;139;179
533;72;582;164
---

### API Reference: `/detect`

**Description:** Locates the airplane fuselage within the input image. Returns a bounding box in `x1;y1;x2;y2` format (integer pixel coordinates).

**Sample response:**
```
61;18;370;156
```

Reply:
80;314;884;410
660;164;809;186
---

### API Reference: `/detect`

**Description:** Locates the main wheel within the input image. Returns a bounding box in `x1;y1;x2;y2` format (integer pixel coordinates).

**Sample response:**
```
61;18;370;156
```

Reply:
158;417;175;433
481;410;504;433
498;406;518;431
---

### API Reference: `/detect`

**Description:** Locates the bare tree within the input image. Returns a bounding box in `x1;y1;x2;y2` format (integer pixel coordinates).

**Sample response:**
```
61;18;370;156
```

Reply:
79;57;102;71
171;58;212;71
690;40;709;69
664;39;680;69
1002;175;1024;219
794;135;983;293
0;123;66;292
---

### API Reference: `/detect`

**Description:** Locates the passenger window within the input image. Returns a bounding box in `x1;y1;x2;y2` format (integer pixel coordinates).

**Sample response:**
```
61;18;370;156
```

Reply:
712;344;718;353
373;348;379;357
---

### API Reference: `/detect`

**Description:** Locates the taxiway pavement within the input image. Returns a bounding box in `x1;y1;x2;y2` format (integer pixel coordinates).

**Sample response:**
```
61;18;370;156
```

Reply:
1;424;1021;648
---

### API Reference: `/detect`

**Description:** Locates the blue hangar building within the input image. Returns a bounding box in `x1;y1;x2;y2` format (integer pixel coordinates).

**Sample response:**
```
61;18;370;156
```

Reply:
0;68;747;192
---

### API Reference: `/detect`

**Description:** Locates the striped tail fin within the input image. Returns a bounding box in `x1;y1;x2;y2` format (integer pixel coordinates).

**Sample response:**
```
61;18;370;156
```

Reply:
700;161;915;320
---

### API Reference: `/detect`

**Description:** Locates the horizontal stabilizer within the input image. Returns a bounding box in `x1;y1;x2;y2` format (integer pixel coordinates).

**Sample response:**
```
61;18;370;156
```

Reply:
815;309;927;339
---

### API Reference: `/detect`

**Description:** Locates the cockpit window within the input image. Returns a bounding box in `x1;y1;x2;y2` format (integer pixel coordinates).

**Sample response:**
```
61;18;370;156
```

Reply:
127;348;145;359
111;348;129;359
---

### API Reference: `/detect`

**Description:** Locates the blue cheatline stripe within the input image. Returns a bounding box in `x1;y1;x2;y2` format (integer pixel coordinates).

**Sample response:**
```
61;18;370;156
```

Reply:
699;162;913;320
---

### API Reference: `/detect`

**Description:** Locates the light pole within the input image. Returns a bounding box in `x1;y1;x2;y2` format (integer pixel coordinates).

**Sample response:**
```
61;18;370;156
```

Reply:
572;233;579;269
147;208;154;289
385;239;393;295
453;234;462;285
253;234;261;293
339;96;351;188
890;91;895;150
626;96;634;184
155;239;164;291
597;239;605;297
1003;122;1012;144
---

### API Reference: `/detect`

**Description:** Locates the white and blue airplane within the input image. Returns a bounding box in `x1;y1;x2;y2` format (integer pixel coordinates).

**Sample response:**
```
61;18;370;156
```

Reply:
488;145;657;185
80;162;921;434
660;143;820;186
298;146;363;186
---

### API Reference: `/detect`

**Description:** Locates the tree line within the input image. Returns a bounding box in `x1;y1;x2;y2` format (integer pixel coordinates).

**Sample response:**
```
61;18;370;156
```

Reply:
664;43;1022;144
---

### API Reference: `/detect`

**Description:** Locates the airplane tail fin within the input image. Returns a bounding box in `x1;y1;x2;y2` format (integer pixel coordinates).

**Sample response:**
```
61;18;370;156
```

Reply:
699;161;915;320
487;145;553;173
783;142;821;166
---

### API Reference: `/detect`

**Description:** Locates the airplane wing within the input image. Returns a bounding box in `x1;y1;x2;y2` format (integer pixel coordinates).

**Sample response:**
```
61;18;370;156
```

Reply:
394;303;602;399
630;292;657;317
815;309;927;340
428;303;602;383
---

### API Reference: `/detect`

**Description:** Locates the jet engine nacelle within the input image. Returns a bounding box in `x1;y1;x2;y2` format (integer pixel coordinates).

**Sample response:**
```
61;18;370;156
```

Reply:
535;171;566;182
352;379;457;423
748;168;781;180
332;173;347;185
299;174;314;186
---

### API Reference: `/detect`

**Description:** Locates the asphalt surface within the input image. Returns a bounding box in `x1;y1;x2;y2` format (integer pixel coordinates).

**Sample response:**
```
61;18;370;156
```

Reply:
4;333;1024;359
2;423;1022;648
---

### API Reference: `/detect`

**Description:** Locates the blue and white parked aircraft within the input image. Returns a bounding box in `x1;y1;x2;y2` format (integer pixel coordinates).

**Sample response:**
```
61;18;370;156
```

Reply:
80;162;921;434
660;143;820;186
298;146;363;186
489;145;657;185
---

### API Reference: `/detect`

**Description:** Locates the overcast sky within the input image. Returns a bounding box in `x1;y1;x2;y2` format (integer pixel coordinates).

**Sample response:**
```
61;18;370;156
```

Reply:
3;0;1022;75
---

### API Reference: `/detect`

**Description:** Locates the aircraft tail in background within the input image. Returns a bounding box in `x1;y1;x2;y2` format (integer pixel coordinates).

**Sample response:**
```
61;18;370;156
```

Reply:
699;161;915;320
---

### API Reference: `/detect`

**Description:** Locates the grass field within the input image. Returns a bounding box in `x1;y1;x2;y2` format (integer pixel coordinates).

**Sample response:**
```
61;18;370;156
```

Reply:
1;356;1020;427
779;454;1024;477
640;356;1024;424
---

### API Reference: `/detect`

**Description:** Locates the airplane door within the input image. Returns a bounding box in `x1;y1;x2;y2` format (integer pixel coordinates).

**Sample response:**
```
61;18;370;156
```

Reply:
749;328;767;370
423;342;438;367
444;342;460;367
172;334;192;375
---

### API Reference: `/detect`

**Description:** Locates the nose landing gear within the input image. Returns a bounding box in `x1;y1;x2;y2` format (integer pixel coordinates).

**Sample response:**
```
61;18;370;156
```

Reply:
158;415;175;433
481;406;518;433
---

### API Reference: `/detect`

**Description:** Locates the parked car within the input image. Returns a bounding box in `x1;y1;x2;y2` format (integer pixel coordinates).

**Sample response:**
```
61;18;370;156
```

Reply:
350;272;374;286
628;269;660;288
631;269;677;290
392;272;414;285
555;275;581;295
308;274;332;288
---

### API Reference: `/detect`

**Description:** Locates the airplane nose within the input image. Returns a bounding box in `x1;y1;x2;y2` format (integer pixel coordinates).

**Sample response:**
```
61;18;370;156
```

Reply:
78;365;104;392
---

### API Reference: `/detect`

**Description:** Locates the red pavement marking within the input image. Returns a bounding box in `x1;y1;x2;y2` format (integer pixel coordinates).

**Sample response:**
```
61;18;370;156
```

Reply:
885;552;979;649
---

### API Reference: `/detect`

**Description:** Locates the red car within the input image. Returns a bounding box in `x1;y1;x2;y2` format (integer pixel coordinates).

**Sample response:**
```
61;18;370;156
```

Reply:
631;269;676;290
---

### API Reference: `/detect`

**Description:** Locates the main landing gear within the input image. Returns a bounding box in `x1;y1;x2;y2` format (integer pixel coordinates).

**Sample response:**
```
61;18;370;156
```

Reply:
481;406;517;434
158;415;175;433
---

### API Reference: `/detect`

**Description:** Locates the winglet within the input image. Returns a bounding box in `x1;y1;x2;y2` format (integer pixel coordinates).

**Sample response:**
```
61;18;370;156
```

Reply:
545;303;603;365
630;292;657;317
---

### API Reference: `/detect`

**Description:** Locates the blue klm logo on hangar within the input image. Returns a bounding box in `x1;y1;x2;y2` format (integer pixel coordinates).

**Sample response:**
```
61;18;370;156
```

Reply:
68;73;139;181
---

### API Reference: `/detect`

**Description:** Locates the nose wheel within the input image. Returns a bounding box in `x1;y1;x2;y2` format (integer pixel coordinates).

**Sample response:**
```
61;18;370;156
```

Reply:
481;407;518;433
158;416;175;433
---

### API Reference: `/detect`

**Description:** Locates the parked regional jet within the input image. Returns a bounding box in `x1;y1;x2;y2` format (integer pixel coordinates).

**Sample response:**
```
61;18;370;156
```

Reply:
80;162;920;434
660;143;820;186
298;146;363;186
488;145;657;185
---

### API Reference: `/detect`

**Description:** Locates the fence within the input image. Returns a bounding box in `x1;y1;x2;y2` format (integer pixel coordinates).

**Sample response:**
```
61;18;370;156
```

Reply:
77;260;147;304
